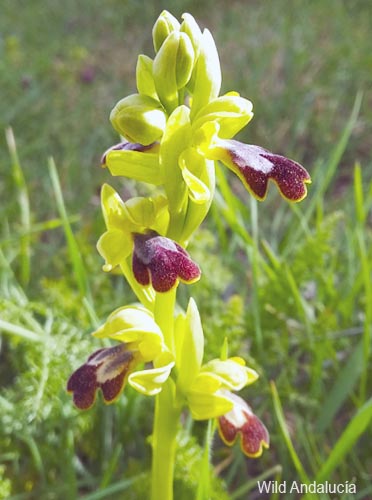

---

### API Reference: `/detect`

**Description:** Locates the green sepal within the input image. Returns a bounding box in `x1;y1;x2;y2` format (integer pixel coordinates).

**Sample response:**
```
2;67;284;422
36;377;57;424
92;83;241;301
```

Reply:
100;183;129;229
96;229;132;272
88;305;174;396
159;105;192;215
120;257;155;309
176;298;204;394
136;54;157;99
192;121;222;160
105;146;163;185
220;337;229;361
110;93;167;145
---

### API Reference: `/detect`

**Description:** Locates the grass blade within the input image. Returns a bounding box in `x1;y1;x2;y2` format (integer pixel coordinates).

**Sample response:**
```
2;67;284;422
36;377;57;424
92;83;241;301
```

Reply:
81;475;145;500
230;465;282;499
353;165;372;401
315;339;364;433
270;381;310;485
315;398;372;483
283;91;363;255
0;318;44;343
48;158;91;300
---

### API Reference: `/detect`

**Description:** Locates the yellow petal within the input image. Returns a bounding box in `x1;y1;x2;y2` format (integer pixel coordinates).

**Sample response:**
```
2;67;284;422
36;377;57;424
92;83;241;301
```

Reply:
92;306;164;360
201;358;259;390
179;148;211;204
192;94;253;139
128;354;175;395
187;390;233;420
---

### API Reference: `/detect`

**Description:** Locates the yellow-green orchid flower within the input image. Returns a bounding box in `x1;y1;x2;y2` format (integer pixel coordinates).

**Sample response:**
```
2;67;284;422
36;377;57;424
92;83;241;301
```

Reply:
186;357;259;420
186;357;269;458
97;184;201;293
67;305;174;409
196;121;311;202
96;183;169;273
174;298;269;457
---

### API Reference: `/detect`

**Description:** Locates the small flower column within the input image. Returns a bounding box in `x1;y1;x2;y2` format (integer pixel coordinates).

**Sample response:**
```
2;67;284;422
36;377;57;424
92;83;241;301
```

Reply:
67;10;310;500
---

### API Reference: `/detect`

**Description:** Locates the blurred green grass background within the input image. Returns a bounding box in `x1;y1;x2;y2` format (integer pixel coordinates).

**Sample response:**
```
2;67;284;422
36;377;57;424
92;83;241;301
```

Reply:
1;0;372;499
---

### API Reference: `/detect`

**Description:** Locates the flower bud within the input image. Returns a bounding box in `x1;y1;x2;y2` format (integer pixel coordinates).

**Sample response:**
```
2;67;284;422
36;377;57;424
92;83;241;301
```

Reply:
190;29;221;119
136;54;157;99
110;94;166;145
180;13;203;94
180;13;202;61
152;10;180;53
153;31;195;113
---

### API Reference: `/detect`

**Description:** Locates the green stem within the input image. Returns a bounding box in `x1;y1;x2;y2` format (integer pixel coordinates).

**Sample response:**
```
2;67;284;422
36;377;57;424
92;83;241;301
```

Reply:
154;289;176;353
151;289;179;500
151;380;181;500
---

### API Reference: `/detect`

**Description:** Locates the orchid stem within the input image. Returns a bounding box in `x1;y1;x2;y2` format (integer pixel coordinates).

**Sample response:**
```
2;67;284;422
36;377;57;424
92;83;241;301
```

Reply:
151;380;180;500
151;289;179;500
154;289;176;353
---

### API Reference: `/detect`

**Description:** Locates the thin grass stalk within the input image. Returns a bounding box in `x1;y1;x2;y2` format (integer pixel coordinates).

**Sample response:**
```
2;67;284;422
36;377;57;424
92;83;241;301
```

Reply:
196;419;216;500
5;127;31;286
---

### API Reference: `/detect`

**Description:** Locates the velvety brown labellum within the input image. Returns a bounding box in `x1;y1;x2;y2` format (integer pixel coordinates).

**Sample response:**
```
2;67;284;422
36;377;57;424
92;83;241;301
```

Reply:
226;141;310;201
132;230;201;292
67;345;135;409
